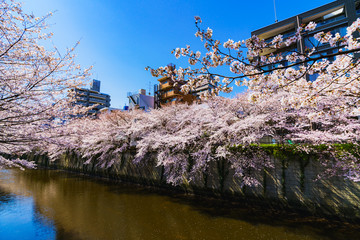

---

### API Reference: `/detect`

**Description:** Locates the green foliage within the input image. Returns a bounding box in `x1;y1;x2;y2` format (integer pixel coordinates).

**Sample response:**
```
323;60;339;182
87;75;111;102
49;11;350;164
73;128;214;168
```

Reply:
228;143;360;162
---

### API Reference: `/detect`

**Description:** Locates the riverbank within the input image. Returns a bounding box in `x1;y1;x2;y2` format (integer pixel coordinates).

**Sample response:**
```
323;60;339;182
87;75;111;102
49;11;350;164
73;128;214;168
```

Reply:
30;151;360;221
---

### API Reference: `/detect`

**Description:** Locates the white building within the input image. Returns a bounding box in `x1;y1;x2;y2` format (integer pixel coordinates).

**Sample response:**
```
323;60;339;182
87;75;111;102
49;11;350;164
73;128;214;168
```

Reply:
127;89;154;111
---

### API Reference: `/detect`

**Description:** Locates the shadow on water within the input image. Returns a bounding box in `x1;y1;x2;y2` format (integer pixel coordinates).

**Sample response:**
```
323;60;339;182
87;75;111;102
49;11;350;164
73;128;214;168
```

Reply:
55;227;83;240
36;168;360;240
2;169;360;240
101;178;360;240
0;188;15;204
169;196;360;240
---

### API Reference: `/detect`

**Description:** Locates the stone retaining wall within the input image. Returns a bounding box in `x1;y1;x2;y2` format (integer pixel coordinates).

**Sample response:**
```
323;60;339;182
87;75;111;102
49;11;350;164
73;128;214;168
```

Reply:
31;151;360;220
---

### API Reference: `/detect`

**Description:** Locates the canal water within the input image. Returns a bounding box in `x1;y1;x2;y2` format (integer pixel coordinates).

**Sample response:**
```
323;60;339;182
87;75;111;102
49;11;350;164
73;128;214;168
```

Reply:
0;169;359;240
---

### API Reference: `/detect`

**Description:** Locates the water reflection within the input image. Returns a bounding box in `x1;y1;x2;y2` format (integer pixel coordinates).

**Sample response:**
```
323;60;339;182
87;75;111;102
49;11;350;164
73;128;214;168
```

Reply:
0;187;55;239
0;169;358;240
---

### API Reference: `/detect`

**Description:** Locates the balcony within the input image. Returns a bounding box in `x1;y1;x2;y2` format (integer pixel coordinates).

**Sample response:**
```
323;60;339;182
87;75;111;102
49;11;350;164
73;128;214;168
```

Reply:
160;82;173;90
89;92;107;100
161;90;181;99
76;96;88;102
76;91;88;97
158;76;169;83
89;98;107;105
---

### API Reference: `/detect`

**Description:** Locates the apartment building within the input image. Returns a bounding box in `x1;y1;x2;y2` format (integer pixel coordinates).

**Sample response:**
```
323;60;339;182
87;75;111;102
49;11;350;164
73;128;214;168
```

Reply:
153;76;194;108
252;0;360;80
154;65;217;108
72;79;111;114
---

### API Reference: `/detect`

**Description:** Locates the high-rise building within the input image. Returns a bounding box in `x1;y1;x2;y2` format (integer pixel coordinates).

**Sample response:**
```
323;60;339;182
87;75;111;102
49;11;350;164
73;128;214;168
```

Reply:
90;79;101;92
72;79;111;114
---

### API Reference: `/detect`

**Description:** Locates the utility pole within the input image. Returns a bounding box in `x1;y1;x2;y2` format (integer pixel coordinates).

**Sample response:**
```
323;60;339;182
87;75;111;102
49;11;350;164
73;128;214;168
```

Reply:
148;81;152;96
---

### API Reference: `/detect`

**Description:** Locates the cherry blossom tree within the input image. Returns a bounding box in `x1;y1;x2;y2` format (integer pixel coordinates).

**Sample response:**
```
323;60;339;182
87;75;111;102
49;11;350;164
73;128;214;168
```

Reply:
47;90;360;186
40;16;360;185
142;16;360;183
0;0;91;169
147;16;360;109
47;100;273;186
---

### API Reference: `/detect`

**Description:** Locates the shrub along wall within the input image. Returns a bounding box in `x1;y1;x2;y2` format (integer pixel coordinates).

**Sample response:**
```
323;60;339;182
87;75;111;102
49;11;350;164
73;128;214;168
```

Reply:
30;146;360;221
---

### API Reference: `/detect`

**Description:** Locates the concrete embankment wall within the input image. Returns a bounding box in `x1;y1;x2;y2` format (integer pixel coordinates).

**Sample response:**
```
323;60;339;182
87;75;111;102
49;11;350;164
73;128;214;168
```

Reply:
31;151;360;220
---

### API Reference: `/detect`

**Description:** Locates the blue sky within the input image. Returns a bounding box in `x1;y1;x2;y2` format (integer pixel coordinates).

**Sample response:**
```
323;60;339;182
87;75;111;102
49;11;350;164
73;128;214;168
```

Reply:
21;0;332;108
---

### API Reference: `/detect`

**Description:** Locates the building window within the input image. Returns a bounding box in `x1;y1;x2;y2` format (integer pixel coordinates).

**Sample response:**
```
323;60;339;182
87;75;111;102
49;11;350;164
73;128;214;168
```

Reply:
307;48;338;81
356;0;360;15
264;29;295;44
260;47;298;72
308;73;319;82
304;25;346;49
313;7;345;28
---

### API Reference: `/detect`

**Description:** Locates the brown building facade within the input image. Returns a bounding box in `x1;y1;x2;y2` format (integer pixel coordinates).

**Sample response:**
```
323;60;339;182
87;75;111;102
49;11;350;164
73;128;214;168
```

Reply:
154;76;196;108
